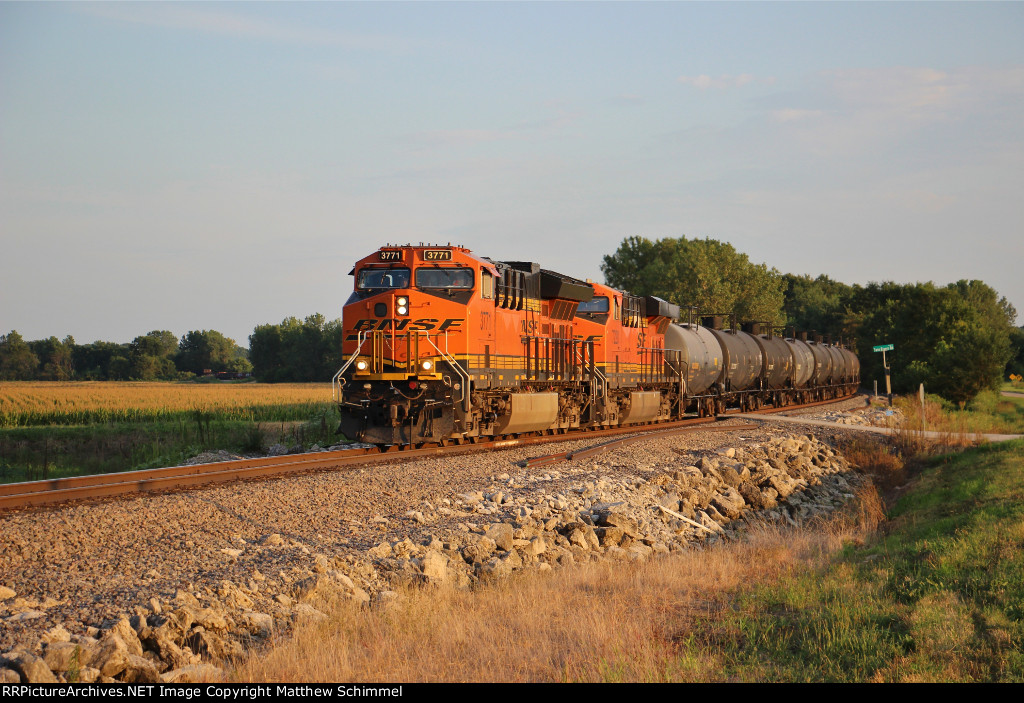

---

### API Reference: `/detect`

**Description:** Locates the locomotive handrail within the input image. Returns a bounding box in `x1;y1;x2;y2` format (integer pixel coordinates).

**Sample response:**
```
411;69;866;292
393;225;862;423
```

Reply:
574;343;607;401
332;331;369;403
663;354;686;397
422;331;472;413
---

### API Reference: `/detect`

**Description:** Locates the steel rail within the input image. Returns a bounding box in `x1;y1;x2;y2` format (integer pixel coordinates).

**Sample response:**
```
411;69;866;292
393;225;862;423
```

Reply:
0;392;857;513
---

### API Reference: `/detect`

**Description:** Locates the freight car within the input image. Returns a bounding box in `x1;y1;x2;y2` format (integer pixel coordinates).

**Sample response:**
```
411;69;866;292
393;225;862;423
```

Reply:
334;245;859;445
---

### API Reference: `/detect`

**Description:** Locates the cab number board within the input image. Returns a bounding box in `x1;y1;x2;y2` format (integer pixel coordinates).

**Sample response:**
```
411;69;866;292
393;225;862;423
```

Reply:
379;250;403;261
423;249;452;261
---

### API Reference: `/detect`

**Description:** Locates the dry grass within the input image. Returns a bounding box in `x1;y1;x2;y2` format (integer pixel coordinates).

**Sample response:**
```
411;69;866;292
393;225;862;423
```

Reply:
841;436;907;491
0;381;333;426
232;486;883;683
891;393;1020;443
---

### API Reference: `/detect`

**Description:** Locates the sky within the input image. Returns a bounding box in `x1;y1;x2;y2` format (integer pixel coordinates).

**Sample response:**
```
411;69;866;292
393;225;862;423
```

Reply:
2;1;1023;346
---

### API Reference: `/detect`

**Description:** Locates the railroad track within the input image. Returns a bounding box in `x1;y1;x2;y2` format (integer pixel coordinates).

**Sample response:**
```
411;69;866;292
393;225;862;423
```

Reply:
0;394;857;512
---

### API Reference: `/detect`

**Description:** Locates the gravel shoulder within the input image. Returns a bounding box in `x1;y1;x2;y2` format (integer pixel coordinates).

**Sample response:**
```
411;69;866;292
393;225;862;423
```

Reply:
0;394;872;662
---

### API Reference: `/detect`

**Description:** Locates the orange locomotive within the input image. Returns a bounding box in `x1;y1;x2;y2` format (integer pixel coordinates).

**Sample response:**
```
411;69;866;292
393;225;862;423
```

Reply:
334;244;860;446
334;244;683;445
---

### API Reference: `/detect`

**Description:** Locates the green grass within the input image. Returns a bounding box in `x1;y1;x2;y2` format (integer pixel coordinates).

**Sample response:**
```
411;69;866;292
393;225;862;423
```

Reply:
962;391;1024;434
0;400;332;428
676;439;1024;682
892;390;1024;437
0;407;341;484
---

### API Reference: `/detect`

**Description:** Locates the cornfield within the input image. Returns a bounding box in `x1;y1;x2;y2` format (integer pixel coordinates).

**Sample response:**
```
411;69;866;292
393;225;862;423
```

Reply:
0;382;335;427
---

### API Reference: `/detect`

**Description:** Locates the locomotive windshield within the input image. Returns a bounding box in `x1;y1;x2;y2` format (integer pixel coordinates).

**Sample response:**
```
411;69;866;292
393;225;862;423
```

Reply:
415;267;474;289
576;296;609;313
357;267;411;289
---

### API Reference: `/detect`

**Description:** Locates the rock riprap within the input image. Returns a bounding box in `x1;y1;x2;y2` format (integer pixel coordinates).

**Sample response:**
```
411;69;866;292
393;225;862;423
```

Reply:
0;401;872;683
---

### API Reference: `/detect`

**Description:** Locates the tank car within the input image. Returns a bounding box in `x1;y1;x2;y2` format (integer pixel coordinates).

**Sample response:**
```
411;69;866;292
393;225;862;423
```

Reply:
334;245;860;445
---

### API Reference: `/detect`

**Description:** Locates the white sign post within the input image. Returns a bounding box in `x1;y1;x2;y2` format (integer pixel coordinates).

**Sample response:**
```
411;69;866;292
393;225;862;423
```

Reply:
873;344;894;406
919;383;926;435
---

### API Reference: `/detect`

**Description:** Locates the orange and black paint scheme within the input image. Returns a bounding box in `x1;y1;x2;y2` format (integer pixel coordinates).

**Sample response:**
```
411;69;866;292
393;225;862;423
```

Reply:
334;245;682;445
334;245;860;446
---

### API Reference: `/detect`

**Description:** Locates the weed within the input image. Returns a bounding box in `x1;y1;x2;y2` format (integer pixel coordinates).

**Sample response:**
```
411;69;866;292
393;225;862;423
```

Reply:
65;645;81;683
241;423;265;454
841;437;905;490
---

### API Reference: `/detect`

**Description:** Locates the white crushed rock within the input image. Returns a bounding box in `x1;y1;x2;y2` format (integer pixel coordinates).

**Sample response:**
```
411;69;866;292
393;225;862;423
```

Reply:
0;393;876;683
786;401;904;428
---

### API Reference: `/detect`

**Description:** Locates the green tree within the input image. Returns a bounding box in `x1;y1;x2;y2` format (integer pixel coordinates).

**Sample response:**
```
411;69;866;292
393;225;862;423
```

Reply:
0;331;40;380
1007;326;1024;379
853;280;1014;405
29;335;76;380
226;345;254;374
601;235;786;323
248;314;344;382
73;341;128;380
129;330;179;380
175;330;237;375
782;273;858;341
249;324;284;381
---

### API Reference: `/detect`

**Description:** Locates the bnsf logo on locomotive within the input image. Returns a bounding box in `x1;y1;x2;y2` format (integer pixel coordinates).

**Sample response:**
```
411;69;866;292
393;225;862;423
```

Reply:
347;318;464;338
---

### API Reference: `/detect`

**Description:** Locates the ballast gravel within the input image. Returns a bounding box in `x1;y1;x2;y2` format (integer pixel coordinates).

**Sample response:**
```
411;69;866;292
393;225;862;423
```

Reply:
0;394;870;653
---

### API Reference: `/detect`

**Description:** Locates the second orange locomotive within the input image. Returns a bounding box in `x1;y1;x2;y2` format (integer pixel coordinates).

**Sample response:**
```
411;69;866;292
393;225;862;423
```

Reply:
334;244;858;445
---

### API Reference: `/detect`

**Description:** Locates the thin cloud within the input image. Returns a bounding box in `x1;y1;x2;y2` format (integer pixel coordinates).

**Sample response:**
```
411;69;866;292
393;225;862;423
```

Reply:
823;65;1024;120
406;129;521;147
607;94;646;107
78;4;429;52
765;65;1024;157
406;106;580;149
677;73;764;90
772;108;825;122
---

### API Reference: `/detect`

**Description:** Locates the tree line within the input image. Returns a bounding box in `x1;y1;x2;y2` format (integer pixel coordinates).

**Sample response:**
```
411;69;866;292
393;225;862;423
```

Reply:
5;235;1022;404
0;329;253;382
0;315;344;384
603;235;1023;405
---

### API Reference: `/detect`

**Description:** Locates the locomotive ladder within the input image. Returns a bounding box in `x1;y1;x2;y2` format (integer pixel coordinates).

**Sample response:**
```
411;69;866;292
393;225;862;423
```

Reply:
574;341;607;401
421;331;472;412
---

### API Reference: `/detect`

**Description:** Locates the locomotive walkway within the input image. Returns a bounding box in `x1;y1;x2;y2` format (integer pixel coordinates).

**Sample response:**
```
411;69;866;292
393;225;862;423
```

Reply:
733;413;1023;443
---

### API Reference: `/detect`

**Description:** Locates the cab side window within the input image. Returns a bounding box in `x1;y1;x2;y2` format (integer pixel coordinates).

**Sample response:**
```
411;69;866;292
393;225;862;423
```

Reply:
481;270;494;299
613;296;620;320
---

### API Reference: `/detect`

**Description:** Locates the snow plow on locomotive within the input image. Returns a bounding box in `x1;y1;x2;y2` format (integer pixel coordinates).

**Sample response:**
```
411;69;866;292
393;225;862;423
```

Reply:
333;245;859;446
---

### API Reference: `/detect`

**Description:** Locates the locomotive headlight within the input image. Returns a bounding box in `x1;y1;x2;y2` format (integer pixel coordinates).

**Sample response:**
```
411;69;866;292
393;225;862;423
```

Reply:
396;296;409;316
355;359;368;371
397;305;408;315
421;360;433;371
397;296;408;306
